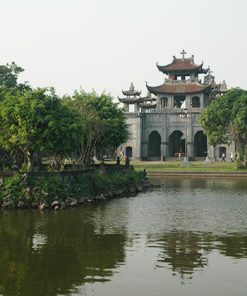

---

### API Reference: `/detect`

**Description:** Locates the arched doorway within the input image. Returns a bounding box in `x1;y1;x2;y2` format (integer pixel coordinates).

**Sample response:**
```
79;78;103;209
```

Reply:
194;131;207;157
148;131;161;158
169;130;184;157
126;146;133;158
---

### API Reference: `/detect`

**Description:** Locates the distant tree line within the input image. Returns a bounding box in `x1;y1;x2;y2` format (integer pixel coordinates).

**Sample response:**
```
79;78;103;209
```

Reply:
0;62;128;171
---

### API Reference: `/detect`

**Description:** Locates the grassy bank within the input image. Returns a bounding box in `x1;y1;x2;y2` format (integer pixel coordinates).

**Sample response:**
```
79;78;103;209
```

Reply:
0;170;148;210
110;160;247;173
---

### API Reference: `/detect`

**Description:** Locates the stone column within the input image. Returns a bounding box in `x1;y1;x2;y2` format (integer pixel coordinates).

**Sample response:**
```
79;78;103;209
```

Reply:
187;142;193;160
134;103;139;113
124;104;129;112
136;114;141;160
141;141;148;160
208;144;216;161
187;111;193;159
161;142;168;160
200;94;203;109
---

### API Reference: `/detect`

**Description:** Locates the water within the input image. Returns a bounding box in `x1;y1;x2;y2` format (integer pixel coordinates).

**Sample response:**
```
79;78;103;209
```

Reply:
0;176;247;296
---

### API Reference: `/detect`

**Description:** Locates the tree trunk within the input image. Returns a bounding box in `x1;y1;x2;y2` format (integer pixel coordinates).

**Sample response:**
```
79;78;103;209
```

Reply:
26;150;43;171
26;150;35;171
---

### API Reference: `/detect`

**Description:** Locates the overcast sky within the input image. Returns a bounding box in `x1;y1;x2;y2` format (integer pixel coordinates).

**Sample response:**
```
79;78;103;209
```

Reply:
1;0;247;98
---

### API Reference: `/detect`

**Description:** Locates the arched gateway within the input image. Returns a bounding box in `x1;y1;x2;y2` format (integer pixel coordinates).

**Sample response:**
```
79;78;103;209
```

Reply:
118;51;228;161
148;131;161;159
169;131;184;157
194;131;207;157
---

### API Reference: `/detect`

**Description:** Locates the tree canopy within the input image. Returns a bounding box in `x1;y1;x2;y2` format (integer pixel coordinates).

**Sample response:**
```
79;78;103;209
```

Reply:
65;90;129;164
0;62;24;88
200;88;247;165
0;88;84;170
0;62;129;170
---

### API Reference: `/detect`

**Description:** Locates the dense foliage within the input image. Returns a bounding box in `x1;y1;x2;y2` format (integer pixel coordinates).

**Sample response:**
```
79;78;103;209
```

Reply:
0;62;24;88
64;89;129;164
0;88;84;171
0;63;129;171
200;88;247;166
0;171;145;207
0;62;138;211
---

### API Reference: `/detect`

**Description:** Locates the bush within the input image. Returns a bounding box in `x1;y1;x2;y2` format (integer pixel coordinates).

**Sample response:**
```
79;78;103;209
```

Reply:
0;170;145;207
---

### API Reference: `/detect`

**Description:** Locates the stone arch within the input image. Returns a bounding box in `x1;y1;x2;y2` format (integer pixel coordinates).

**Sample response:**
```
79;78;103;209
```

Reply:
160;97;168;108
148;131;161;158
194;131;207;157
169;130;184;157
126;146;133;158
191;96;200;108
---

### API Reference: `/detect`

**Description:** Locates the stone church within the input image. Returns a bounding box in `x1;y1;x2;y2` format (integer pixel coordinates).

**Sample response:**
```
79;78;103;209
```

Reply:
118;50;232;161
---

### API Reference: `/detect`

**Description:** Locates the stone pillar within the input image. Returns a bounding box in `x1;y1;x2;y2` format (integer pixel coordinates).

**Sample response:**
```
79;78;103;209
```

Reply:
134;103;139;113
187;142;193;160
160;142;164;161
124;104;129;112
186;112;194;159
161;142;168;160
156;95;161;110
200;94;203;109
136;114;141;160
141;142;148;160
208;144;216;161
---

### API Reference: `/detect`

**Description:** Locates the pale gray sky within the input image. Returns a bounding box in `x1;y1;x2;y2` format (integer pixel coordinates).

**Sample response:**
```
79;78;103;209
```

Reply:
1;0;247;98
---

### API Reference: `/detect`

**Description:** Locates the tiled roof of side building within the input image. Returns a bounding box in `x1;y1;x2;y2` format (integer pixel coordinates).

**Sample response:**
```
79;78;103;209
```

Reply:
118;97;144;104
141;102;157;108
122;90;141;96
122;82;141;96
147;83;212;95
157;57;207;74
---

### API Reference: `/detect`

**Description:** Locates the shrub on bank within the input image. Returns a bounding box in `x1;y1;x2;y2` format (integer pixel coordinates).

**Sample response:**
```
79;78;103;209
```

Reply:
0;171;147;209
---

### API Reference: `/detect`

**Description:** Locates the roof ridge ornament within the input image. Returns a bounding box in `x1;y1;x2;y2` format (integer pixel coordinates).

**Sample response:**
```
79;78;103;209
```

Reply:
129;82;135;91
180;49;187;60
207;65;213;76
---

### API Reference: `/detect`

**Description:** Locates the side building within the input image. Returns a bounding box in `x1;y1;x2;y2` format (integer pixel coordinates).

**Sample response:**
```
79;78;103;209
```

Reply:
118;51;232;161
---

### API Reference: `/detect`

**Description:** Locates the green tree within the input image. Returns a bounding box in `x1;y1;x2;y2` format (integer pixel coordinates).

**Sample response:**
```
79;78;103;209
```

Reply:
0;63;32;169
230;93;247;164
66;90;129;163
0;62;24;88
200;88;247;166
0;88;83;171
0;62;30;94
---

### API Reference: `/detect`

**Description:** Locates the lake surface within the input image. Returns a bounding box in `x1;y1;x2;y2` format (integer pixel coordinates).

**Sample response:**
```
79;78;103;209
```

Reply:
0;176;247;296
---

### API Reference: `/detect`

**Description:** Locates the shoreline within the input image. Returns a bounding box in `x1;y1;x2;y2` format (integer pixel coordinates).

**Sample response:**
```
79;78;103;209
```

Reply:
0;170;152;210
147;171;247;178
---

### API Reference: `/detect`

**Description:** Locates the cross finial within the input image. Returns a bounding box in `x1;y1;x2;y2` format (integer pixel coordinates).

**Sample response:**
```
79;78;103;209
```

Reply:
180;49;187;59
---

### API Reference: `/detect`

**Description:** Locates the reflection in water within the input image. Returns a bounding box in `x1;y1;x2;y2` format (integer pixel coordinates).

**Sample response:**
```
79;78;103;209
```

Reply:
147;231;247;282
0;209;127;296
152;175;247;192
215;233;247;258
32;233;48;252
0;176;247;296
153;232;209;280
